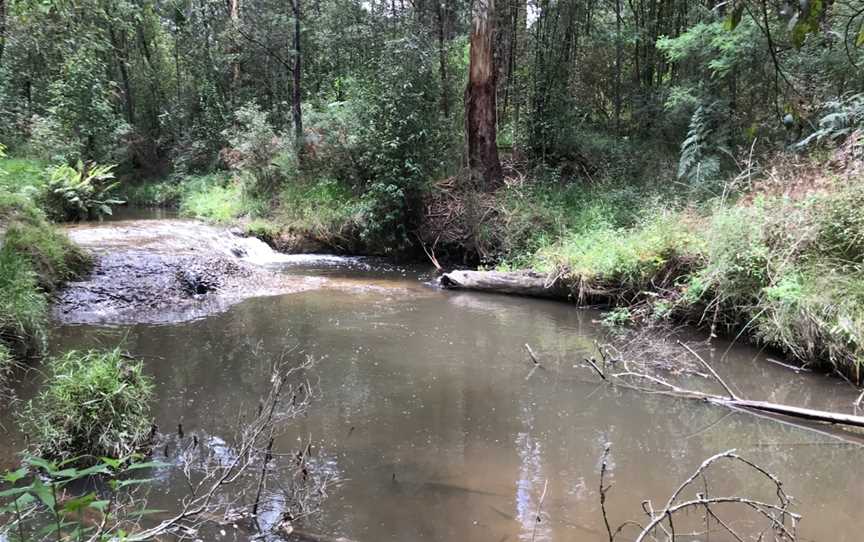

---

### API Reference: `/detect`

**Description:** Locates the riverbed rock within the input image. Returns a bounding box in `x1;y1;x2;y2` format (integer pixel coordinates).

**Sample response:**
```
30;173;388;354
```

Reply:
53;249;325;324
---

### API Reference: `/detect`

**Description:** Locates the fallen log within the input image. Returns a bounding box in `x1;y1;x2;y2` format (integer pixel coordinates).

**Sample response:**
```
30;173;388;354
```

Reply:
439;270;569;299
712;398;864;428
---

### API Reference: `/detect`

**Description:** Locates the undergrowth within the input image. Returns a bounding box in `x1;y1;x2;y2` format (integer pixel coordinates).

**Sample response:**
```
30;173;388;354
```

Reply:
523;176;864;379
18;349;154;463
0;192;90;360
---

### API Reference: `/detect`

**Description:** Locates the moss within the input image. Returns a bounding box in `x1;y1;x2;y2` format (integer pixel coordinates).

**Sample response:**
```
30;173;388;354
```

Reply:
19;349;154;462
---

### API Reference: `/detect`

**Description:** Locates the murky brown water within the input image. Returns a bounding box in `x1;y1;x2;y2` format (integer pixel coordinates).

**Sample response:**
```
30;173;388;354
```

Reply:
3;213;864;542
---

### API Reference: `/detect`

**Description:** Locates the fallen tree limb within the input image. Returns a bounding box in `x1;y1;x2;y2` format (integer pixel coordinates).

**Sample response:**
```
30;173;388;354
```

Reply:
587;344;864;431
600;445;801;542
440;270;569;299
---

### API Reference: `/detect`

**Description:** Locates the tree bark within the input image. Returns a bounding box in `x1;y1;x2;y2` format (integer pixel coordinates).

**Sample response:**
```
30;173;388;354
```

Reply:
435;0;450;118
440;270;569;299
465;0;502;188
614;0;622;134
108;22;135;125
291;0;304;158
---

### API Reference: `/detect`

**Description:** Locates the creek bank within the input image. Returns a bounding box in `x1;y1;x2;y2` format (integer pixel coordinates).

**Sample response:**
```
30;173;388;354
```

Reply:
437;267;841;379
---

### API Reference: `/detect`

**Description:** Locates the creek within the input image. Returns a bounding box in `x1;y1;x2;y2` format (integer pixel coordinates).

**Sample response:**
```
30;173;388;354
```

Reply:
2;209;862;542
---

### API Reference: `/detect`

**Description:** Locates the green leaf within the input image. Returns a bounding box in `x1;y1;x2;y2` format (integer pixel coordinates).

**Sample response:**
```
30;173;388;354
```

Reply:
2;467;29;484
26;457;57;474
124;461;170;471
51;468;80;479
74;464;111;478
857;25;864;47
62;493;97;514
112;477;155;489
0;486;31;498
99;457;124;470
30;478;55;509
88;500;111;512
15;493;37;508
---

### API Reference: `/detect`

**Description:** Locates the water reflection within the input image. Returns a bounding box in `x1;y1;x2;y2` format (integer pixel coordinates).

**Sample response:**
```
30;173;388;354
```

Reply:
24;265;864;541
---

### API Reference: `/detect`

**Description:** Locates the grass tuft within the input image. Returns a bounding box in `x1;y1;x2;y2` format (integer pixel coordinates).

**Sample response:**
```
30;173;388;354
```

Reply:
19;349;154;463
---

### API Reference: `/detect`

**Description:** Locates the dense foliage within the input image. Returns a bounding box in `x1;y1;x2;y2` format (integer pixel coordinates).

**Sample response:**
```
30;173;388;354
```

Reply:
0;0;863;374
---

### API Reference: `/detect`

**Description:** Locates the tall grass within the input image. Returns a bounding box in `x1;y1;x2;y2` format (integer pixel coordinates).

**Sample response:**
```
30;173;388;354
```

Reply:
520;179;864;379
0;192;90;360
19;349;154;462
0;249;48;359
178;173;253;222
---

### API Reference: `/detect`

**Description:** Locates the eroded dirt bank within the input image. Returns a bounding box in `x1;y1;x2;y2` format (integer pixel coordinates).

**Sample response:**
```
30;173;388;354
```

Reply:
54;219;327;324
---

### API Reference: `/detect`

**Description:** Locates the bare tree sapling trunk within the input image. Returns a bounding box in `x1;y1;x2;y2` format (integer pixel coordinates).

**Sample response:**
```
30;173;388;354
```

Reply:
465;0;502;188
0;0;6;67
230;0;241;90
291;0;304;159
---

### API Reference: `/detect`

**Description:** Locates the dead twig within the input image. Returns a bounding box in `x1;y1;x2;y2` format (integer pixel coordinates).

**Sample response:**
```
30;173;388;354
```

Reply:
677;340;738;400
598;448;801;542
530;479;548;542
524;344;540;365
585;358;607;380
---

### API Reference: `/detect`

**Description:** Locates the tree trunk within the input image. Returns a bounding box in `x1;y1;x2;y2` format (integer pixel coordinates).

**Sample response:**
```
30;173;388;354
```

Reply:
229;0;241;98
440;270;569;299
614;0;622;134
465;0;502;188
435;0;450;118
108;23;135;125
291;0;304;158
0;0;6;67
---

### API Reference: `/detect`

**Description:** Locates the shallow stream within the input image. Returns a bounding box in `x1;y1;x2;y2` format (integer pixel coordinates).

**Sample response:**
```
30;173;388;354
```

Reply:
3;211;863;541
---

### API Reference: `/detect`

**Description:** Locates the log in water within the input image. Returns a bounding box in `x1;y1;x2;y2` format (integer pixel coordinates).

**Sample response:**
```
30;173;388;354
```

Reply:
440;269;570;299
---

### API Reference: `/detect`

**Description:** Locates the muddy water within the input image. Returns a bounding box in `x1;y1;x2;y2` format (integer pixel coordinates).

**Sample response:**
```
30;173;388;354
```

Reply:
5;215;864;542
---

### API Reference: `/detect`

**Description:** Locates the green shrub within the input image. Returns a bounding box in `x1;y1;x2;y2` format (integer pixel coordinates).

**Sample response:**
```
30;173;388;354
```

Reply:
121;179;183;207
179;173;248;222
19;349;154;462
0;193;88;360
0;193;89;361
689;204;770;314
222;102;286;197
811;184;864;262
0;456;165;542
0;157;48;196
270;178;363;248
531;209;703;297
39;161;124;222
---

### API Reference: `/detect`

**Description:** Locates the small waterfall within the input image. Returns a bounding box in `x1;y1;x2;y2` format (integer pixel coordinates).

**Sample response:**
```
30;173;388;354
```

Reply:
66;217;363;268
